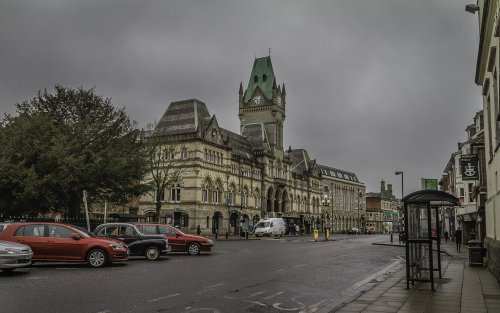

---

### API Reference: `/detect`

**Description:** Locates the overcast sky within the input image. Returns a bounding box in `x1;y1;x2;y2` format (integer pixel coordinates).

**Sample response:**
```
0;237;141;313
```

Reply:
0;0;482;196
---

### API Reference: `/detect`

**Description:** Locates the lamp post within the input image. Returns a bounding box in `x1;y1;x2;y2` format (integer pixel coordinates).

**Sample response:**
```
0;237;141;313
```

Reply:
395;171;404;199
358;191;362;232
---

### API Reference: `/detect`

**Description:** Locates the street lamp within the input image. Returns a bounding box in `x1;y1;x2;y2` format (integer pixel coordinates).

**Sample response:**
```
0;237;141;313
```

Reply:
358;191;362;231
395;171;404;199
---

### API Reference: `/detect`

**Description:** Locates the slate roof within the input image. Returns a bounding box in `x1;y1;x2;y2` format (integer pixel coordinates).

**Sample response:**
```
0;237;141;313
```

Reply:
219;128;254;161
317;164;360;183
152;99;210;136
243;56;276;103
241;123;270;150
287;149;312;174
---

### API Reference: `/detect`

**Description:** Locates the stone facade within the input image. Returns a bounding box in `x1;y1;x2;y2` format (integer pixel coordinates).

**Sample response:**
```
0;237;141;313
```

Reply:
137;56;365;235
469;0;500;282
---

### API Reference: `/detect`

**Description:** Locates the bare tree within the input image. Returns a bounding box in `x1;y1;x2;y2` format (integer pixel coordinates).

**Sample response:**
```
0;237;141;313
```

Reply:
144;133;190;222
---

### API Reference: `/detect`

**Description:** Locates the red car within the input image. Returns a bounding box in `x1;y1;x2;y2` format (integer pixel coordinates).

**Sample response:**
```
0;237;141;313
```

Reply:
135;223;213;255
0;222;128;268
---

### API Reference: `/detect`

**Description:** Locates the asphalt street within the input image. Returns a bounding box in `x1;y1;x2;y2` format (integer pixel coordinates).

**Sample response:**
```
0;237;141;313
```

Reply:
0;234;404;313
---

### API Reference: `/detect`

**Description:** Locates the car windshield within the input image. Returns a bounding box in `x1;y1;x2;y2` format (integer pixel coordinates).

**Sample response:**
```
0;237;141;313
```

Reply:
72;226;94;238
256;222;270;228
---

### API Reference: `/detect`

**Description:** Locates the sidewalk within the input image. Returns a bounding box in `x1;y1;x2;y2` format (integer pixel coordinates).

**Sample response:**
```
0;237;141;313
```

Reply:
331;240;500;313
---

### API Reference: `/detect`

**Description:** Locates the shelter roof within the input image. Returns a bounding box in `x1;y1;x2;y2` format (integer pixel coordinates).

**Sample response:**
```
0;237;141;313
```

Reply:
402;190;459;205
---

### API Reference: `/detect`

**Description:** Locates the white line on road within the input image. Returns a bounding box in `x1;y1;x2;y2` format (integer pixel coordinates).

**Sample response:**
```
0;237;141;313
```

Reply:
293;264;306;268
246;291;265;298
207;282;225;289
263;291;284;300
275;268;286;272
147;293;180;303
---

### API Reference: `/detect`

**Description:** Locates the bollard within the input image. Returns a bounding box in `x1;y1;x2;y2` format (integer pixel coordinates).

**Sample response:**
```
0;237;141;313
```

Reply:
225;232;228;240
390;233;393;243
246;231;249;240
215;232;218;240
314;229;319;241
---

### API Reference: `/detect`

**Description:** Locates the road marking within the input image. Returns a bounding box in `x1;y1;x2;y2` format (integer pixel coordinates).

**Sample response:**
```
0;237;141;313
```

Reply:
247;291;265;298
263;291;284;300
273;296;306;311
293;264;306;268
96;310;110;313
300;299;329;313
207;282;224;289
148;293;180;303
276;268;286;272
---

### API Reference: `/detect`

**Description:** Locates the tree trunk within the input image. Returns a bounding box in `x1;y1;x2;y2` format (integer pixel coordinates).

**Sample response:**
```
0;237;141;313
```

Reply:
155;200;162;223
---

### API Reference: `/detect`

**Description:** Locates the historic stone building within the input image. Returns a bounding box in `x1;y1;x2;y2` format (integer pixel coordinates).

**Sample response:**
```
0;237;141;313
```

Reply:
365;180;399;234
138;56;365;235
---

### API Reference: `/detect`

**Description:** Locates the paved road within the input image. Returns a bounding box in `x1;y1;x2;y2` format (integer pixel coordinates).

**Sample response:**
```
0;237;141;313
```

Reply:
0;234;404;313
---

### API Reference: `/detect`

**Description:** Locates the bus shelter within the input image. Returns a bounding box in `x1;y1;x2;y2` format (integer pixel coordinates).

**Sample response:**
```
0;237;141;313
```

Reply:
402;190;459;291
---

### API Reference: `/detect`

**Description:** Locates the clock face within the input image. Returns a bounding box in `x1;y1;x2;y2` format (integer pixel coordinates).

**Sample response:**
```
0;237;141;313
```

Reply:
253;95;262;105
276;96;282;105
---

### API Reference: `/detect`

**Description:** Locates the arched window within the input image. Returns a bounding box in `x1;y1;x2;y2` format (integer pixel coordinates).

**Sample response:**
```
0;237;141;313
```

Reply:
202;184;209;203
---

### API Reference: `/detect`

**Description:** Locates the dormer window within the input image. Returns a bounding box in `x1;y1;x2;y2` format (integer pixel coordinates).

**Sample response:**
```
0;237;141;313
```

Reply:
254;75;258;83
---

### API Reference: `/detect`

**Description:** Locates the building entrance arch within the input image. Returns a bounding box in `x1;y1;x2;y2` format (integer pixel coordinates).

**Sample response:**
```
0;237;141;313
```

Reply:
212;211;223;234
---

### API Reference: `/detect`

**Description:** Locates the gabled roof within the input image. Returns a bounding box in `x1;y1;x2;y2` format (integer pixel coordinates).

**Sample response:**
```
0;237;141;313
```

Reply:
288;149;311;174
220;128;254;160
243;56;276;103
153;99;210;136
241;123;270;151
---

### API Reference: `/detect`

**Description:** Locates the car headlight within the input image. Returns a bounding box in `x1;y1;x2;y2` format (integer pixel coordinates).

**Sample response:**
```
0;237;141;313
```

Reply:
206;239;213;245
0;248;26;255
109;244;127;251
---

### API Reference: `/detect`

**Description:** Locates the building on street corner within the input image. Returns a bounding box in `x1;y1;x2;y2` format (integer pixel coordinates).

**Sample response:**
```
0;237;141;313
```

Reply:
467;0;500;281
137;56;365;235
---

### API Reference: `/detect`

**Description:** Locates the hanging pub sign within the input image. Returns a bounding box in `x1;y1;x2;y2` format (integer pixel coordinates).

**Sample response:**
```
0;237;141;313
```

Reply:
460;154;479;180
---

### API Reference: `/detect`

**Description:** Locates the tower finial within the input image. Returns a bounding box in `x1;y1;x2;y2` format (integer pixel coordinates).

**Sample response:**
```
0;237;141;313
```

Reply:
268;48;271;56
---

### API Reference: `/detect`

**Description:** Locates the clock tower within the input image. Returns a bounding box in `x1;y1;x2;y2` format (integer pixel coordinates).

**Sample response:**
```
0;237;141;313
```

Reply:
238;56;286;150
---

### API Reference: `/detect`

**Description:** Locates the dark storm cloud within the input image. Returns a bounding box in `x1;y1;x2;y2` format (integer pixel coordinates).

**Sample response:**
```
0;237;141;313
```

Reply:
0;0;481;194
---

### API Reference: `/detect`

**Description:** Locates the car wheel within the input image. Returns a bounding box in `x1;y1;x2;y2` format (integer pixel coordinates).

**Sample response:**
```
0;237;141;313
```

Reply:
145;246;161;261
87;248;107;268
187;242;201;255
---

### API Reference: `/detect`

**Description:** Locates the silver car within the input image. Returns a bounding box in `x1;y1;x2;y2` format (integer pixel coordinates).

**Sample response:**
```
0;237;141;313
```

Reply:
0;240;33;272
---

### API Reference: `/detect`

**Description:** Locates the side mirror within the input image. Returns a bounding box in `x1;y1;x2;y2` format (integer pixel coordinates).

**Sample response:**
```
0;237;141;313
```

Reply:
71;233;81;240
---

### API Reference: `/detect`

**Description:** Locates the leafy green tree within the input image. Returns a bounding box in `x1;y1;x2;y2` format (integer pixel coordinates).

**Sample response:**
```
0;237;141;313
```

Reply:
0;85;148;217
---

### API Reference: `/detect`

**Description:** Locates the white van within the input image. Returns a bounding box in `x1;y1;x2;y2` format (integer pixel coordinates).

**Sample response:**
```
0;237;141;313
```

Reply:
254;218;286;237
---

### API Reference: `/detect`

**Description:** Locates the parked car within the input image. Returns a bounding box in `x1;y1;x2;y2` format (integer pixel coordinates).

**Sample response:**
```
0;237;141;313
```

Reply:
93;223;169;261
0;240;33;272
365;227;375;234
348;227;360;234
135;223;213;255
254;218;286;237
0;222;128;268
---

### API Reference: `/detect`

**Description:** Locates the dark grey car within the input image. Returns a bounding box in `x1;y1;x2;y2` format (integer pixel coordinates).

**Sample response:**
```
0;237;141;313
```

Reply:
93;223;169;261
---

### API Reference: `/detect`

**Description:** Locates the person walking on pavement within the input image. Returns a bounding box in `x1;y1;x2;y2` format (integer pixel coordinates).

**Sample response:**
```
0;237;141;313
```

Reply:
196;225;201;236
444;230;449;242
455;227;462;252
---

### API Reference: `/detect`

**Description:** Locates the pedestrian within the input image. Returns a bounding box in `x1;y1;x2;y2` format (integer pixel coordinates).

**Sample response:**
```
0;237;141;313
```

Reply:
196;225;201;236
455;227;462;252
295;224;300;236
248;223;254;234
444;230;449;242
